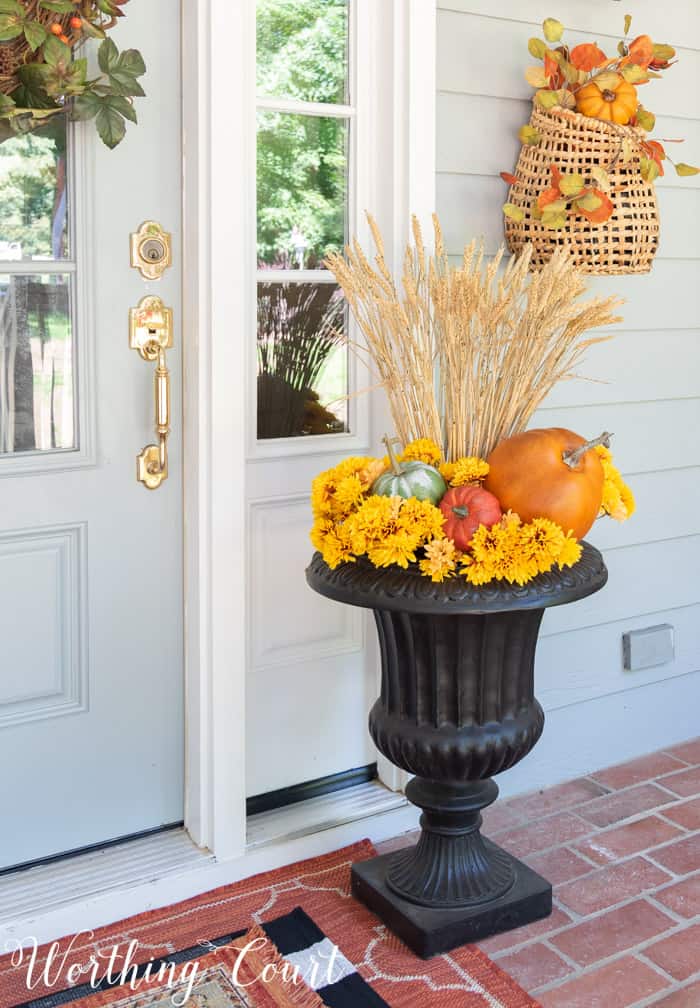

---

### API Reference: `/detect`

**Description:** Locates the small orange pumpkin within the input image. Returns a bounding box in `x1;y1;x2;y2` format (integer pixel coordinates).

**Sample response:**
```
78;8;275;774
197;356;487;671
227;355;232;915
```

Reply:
439;485;502;551
575;75;638;125
484;429;607;540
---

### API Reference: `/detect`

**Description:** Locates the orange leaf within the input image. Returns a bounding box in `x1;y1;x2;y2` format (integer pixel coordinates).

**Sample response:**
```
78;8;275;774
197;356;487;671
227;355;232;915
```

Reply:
642;139;665;176
500;171;519;185
646;140;666;161
570;43;607;71
544;51;563;88
628;34;653;68
549;163;562;187
578;188;613;223
537;185;562;211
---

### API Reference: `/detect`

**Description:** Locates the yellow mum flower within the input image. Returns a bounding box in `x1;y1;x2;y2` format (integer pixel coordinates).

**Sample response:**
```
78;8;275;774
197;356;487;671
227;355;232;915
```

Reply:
439;462;457;484
595;445;634;522
399;438;442;466
419;538;458;582
448;456;490;487
558;534;583;568
334;474;365;512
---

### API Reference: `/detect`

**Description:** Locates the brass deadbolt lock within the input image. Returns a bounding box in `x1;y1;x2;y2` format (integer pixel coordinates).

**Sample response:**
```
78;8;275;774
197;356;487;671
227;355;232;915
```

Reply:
130;221;172;280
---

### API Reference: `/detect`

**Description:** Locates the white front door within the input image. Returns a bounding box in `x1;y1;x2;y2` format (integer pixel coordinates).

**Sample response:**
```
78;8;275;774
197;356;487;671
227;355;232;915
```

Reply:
0;1;183;869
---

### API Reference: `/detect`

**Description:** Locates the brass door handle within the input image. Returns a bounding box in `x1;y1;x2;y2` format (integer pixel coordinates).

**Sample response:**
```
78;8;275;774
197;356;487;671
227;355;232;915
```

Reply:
129;296;174;490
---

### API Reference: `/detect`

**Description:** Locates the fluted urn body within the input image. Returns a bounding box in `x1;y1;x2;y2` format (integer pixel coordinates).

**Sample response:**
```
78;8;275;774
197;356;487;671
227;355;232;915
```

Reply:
307;542;608;957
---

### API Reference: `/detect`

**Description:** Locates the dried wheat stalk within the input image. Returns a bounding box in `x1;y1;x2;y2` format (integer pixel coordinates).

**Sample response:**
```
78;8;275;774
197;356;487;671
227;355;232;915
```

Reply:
325;215;623;460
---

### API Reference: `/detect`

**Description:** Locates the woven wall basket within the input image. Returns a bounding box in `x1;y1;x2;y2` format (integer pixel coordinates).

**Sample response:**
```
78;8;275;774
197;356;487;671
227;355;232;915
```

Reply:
504;105;660;275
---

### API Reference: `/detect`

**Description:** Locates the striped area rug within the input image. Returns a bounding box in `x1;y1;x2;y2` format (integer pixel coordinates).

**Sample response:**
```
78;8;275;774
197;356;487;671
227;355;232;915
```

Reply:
0;840;540;1008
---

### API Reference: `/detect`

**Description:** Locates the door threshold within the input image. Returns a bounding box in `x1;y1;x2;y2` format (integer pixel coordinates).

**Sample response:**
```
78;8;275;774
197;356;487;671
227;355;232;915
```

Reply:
246;778;407;850
0;828;213;927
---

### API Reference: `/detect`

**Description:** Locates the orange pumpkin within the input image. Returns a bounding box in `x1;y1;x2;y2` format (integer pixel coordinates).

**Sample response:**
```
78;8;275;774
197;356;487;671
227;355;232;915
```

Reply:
484;428;606;540
439;485;502;551
575;75;638;125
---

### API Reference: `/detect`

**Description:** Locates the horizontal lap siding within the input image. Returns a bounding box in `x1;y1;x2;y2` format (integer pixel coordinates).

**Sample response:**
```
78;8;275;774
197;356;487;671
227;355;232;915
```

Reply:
435;3;700;755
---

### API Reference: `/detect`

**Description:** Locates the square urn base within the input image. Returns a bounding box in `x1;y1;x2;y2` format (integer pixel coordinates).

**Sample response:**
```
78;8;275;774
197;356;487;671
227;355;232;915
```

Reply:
351;838;552;959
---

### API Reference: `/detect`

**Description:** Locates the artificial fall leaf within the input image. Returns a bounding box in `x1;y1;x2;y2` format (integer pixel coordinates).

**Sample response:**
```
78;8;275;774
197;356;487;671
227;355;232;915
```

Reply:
550;163;563;187
643;139;666;174
541;207;568;229
624;14;632;35
528;37;547;59
525;65;549;88
570;42;607;71
534;88;560;109
557;88;577;109
575;189;603;211
650;42;676;69
519;124;541;145
593;70;623;91
544;51;562;87
559;172;585;197
628;34;653;68
542;18;564;43
635;106;656;131
622;64;649;84
500;171;519;185
503;203;524;221
640;156;659;182
589;165;611;192
577;188;613;223
675;163;700;176
652;43;676;62
537;186;563;211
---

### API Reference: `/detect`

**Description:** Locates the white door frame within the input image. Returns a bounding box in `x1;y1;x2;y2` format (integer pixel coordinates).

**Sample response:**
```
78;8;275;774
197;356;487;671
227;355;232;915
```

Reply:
181;0;437;862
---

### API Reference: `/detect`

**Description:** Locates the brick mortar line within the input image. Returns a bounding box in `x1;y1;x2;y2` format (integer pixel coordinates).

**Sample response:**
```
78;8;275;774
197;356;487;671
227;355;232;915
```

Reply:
529;918;692;996
490;798;698;852
635;968;700;1008
588;759;693;789
483;840;698;958
490;823;699;887
505;759;695;821
656;810;694;832
491;891;691;964
506;755;698;814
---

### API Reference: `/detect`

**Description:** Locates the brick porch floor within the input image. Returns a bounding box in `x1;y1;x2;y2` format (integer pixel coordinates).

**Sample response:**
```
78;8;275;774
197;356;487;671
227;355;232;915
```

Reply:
376;738;700;1007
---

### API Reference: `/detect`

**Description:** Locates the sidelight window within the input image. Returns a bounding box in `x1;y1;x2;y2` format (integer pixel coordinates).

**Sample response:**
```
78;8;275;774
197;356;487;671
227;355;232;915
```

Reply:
255;0;352;441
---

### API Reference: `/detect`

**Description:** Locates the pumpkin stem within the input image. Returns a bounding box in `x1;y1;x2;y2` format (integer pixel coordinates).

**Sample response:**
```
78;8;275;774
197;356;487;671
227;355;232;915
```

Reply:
382;433;404;475
452;506;470;518
562;431;613;469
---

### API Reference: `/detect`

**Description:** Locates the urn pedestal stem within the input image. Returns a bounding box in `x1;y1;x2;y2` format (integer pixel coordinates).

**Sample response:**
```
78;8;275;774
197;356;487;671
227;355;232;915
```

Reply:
306;542;608;958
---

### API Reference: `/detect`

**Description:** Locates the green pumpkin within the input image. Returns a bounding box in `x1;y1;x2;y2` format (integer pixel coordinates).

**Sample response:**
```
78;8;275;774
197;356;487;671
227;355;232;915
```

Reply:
371;436;447;505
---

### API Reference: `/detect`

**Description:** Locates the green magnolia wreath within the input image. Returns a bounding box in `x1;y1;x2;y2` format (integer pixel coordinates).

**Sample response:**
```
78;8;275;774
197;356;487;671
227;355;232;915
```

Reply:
0;0;146;147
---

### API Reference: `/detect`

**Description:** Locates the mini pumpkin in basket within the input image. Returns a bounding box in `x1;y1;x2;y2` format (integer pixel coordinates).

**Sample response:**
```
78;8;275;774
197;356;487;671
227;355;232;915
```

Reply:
0;0;145;147
502;14;698;274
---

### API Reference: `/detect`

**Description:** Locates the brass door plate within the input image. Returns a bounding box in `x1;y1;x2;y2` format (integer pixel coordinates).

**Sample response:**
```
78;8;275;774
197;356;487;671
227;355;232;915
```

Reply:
130;221;172;280
129;295;173;360
137;444;168;490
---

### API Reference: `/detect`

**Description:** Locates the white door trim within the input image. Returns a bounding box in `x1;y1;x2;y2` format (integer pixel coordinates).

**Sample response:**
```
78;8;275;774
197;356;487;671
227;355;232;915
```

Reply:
181;0;251;860
181;0;438;862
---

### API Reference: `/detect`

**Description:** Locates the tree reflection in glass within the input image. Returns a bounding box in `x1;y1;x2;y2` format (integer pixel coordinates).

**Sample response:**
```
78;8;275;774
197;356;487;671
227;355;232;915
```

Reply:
0;121;74;456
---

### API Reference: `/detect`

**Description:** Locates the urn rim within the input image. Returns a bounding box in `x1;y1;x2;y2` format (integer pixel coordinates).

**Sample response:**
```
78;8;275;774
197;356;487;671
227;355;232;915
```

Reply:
306;540;607;615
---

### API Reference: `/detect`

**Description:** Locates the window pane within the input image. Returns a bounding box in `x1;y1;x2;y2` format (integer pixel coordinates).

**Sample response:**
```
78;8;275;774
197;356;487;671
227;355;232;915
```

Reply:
0;274;75;454
257;111;348;269
256;0;349;105
0;122;69;262
257;281;348;439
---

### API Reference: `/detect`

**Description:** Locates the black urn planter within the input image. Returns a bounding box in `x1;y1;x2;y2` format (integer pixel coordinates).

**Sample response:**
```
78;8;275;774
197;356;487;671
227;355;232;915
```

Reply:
306;542;607;957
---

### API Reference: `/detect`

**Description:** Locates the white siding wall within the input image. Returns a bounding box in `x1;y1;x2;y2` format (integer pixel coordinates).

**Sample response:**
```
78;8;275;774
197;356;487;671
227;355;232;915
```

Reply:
436;1;700;793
